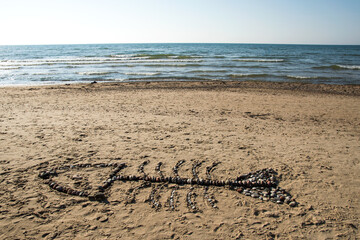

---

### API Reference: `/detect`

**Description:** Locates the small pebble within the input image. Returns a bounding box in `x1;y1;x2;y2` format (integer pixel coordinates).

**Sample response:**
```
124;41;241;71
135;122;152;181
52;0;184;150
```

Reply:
251;193;260;198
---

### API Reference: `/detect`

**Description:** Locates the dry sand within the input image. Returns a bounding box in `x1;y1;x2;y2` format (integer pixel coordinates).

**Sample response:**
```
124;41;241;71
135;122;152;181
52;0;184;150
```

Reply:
0;81;359;239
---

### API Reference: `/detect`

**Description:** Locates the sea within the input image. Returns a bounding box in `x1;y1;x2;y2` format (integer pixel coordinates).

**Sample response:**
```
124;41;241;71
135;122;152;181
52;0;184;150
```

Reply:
0;43;359;86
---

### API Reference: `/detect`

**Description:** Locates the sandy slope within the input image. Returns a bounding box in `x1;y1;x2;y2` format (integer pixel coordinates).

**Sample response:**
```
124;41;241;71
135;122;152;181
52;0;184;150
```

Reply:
0;81;359;239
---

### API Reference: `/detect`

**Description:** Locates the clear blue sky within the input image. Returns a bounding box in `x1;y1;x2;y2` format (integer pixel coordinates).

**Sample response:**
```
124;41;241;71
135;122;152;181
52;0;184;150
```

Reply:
1;0;359;45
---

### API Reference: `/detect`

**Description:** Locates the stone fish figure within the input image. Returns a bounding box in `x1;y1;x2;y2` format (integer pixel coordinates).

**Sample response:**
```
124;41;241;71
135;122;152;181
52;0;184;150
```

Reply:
38;161;298;210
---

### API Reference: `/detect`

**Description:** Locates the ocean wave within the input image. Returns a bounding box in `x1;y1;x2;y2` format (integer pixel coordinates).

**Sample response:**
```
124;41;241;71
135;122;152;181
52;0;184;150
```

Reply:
0;57;203;68
136;54;175;59
0;62;55;67
285;75;335;80
39;77;56;82
343;54;360;57
106;54;148;60
33;73;57;76
228;73;270;78
125;72;161;76
236;65;269;69
189;70;227;73
3;57;114;63
197;74;222;78
68;62;118;65
233;59;285;62
141;64;202;67
0;66;21;70
313;65;360;70
135;54;200;60
109;64;135;68
216;65;268;69
130;59;203;63
71;59;203;65
127;76;212;81
286;75;315;80
77;71;117;76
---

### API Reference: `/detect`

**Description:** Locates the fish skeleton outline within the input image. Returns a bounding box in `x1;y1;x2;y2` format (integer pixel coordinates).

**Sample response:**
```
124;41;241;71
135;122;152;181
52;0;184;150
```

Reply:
38;160;298;211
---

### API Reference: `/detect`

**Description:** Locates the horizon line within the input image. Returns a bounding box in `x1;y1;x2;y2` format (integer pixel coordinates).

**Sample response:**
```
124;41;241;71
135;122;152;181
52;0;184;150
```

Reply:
1;42;360;47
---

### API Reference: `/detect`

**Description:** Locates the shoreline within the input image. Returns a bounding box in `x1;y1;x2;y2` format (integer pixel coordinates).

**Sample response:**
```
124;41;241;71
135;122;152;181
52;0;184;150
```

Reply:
0;80;359;239
2;80;360;96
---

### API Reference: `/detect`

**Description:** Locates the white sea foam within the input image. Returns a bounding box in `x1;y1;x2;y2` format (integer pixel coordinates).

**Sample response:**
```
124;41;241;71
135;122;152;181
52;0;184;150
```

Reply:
189;70;227;73
0;57;202;67
77;71;116;76
337;65;360;70
142;63;201;67
286;75;314;79
33;73;57;76
228;73;269;78
125;72;160;76
313;64;360;70
233;59;284;62
0;67;21;70
125;59;203;63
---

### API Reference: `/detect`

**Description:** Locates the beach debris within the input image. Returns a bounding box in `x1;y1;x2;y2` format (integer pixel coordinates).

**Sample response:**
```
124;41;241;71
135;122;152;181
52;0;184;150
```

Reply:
38;161;298;210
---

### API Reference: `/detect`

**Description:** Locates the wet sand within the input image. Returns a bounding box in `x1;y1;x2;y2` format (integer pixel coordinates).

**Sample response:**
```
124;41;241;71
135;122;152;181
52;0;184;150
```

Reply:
0;81;359;239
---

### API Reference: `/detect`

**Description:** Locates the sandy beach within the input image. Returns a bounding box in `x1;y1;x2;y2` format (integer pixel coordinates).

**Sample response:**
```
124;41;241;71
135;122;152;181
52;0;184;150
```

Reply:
0;80;359;239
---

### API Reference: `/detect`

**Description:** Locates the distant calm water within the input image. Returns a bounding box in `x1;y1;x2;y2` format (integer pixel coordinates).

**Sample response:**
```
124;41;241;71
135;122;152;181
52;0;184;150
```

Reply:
0;43;359;86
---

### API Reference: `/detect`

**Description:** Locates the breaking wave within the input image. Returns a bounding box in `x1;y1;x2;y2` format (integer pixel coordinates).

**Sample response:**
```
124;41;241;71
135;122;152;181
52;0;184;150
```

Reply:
228;74;270;78
127;76;212;81
233;59;285;62
313;65;360;70
141;64;202;67
77;71;117;76
0;56;203;67
134;54;200;59
188;70;227;73
285;75;335;80
0;66;21;70
124;72;161;76
286;75;315;80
